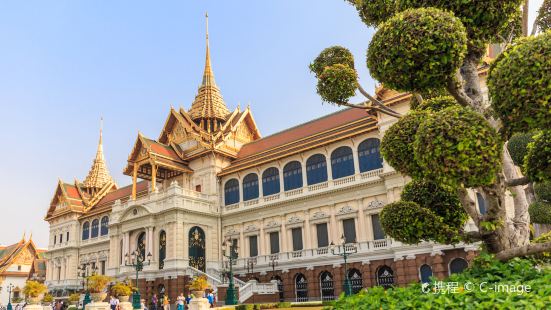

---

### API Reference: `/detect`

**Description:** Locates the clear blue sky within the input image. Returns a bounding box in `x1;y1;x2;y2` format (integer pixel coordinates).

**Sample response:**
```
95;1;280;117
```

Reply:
0;1;543;247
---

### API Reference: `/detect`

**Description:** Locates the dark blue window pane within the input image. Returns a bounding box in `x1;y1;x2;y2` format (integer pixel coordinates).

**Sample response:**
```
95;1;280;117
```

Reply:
283;161;303;191
262;167;281;196
91;219;99;238
372;214;385;240
100;216;109;236
224;179;240;205
243;173;259;201
450;258;468;274
420;265;432;283
306;154;328;185
331;146;355;179
476;193;487;215
82;222;89;240
358;138;383;172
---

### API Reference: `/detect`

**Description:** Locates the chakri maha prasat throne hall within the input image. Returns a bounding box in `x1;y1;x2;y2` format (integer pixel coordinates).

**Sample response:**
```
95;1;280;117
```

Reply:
44;17;483;304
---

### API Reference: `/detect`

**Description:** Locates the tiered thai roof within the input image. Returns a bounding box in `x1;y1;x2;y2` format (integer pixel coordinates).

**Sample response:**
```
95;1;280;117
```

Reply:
188;13;231;130
0;235;44;276
82;127;115;193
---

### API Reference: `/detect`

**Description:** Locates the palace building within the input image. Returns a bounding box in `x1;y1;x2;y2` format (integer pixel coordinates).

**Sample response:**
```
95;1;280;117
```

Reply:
44;18;486;304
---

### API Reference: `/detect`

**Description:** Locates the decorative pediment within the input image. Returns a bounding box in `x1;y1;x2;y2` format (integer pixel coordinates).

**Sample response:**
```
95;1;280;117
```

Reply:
311;211;329;221
244;224;258;233
265;221;280;229
336;205;356;216
287;216;303;225
225;228;240;236
119;205;151;222
365;200;385;210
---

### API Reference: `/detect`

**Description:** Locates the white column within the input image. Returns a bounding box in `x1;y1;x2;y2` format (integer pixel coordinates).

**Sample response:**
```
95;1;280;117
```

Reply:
280;217;288;253
259;225;265;255
329;205;338;243
326;154;333;181
303;212;311;250
352;146;360;174
357;199;367;242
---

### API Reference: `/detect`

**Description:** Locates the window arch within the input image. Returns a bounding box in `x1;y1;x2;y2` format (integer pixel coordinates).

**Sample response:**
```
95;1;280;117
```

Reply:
376;266;394;288
306;154;328;185
358;138;383;172
82;222;90;240
419;264;433;283
476;193;487;215
273;275;284;302
243;173;259;201
449;258;468;275
348;268;363;294
295;273;308;302
319;271;335;301
224;179;240;205
331;146;355;179
283;161;303;191
262;167;281;196
189;226;206;272
100;216;109;236
159;231;166;270
91;219;99;238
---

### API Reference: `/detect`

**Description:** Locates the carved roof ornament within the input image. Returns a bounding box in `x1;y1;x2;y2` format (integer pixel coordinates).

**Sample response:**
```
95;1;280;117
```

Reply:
225;228;239;236
244;224;258;232
188;13;230;131
83;119;115;194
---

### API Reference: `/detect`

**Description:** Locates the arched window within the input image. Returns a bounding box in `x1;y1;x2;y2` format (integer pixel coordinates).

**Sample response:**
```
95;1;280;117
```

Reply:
283;161;303;191
358;138;383;172
82;222;90;240
100;216;109;236
306;154;328;185
319;271;335;301
331;146;355;179
295;273;308;302
348;268;363;294
476;193;487;215
419;264;433;283
273;275;284;302
224;179;240;205
91;219;99;238
189;226;206;272
243;173;259;201
159;231;166;270
262;167;281;196
376;266;394;288
449;258;468;275
137;232;146;260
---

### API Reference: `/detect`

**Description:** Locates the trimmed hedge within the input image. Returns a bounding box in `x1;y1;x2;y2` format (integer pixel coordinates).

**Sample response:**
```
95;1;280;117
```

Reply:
309;46;355;78
534;181;551;202
529;201;551;224
414;96;458;113
508;132;535;167
316;64;359;103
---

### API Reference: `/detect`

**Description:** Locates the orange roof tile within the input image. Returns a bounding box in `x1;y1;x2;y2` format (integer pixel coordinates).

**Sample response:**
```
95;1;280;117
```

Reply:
95;181;148;207
236;108;372;159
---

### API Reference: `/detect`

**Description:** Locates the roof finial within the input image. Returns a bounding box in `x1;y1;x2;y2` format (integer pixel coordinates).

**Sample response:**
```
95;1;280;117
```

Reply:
99;116;103;145
22;230;26;242
83;118;115;191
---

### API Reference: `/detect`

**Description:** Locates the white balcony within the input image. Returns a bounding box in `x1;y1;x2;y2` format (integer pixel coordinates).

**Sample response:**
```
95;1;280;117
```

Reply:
224;168;384;214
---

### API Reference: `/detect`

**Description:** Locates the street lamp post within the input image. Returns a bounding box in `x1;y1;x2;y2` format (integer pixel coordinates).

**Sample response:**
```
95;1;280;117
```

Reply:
244;258;257;281
6;283;14;310
78;262;99;308
125;250;152;310
221;237;238;305
330;234;357;296
268;256;278;280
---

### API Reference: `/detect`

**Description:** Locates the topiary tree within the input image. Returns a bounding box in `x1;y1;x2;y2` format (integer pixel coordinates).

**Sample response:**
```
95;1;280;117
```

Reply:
536;0;551;32
311;0;551;261
535;181;551;202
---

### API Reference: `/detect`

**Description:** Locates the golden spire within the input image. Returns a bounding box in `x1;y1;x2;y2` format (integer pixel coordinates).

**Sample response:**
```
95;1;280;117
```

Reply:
83;118;115;193
188;12;230;131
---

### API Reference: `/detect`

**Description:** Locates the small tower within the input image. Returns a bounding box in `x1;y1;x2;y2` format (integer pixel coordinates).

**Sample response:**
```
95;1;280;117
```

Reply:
188;13;230;132
82;119;115;196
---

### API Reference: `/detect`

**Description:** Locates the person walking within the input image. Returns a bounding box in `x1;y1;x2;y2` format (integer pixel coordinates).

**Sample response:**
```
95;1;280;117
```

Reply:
176;293;184;310
206;291;214;308
162;295;170;310
151;294;158;310
109;296;118;310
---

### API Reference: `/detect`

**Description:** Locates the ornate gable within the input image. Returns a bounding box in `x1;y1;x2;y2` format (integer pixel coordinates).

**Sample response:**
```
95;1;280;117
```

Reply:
45;180;85;221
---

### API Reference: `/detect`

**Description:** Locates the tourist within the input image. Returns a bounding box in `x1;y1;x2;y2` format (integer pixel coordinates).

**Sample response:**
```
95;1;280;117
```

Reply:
176;293;184;310
206;291;214;308
109;296;119;310
162;295;170;310
140;299;148;310
151;294;158;310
